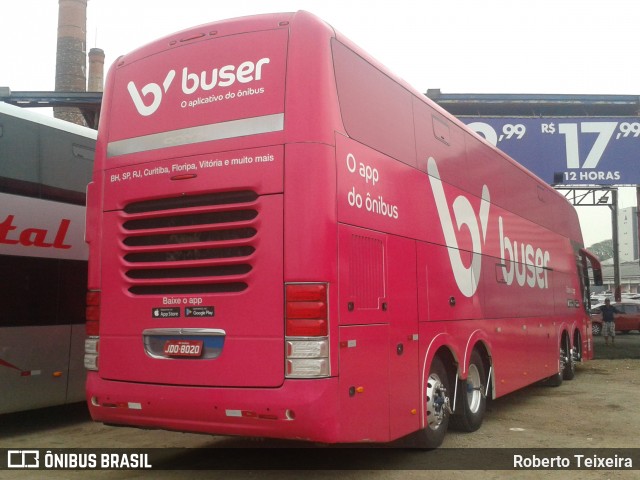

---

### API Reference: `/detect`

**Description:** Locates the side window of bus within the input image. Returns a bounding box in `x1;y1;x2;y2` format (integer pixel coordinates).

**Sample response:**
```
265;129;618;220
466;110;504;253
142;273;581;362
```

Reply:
40;128;94;195
576;261;588;310
59;260;89;324
0;119;39;182
0;255;55;326
0;255;86;326
332;39;416;167
432;116;451;145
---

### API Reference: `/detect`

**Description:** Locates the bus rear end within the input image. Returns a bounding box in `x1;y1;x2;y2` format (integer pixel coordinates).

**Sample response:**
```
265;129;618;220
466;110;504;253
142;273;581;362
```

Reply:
85;12;342;441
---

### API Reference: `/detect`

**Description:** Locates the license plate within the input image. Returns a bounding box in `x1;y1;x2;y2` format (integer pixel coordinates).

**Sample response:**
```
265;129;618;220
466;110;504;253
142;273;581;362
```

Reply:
163;339;204;357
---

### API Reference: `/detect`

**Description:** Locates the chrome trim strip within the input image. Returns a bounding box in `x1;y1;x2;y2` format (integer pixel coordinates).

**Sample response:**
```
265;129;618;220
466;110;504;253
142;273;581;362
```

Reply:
107;113;284;157
143;328;226;336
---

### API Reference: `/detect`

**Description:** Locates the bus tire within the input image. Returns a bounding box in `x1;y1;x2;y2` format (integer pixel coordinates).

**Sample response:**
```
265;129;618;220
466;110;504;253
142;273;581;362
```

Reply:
563;336;576;381
414;356;451;448
545;339;566;387
451;350;487;432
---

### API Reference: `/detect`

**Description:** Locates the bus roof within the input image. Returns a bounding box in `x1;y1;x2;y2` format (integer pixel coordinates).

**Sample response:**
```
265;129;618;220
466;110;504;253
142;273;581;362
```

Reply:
0;102;97;140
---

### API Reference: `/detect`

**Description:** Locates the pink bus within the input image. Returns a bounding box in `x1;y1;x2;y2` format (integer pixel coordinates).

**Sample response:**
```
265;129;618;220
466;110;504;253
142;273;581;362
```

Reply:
85;11;602;447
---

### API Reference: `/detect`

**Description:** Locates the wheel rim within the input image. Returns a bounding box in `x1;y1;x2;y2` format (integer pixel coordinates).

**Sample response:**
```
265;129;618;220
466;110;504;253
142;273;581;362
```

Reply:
466;363;482;413
559;345;567;374
573;336;582;362
567;346;575;372
426;372;447;431
593;324;601;335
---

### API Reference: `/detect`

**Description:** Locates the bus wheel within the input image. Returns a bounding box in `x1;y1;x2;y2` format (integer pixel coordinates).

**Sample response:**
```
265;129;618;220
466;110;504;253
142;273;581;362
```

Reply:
451;350;487;432
573;333;582;364
416;357;451;448
546;340;566;387
562;335;575;380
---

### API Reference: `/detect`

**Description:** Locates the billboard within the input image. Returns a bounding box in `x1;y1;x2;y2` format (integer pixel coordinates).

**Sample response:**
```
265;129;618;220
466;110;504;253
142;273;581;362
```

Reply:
463;117;640;186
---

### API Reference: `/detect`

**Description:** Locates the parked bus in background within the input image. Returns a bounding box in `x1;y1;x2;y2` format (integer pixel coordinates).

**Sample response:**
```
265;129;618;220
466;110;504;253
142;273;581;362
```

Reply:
0;102;95;414
85;11;602;447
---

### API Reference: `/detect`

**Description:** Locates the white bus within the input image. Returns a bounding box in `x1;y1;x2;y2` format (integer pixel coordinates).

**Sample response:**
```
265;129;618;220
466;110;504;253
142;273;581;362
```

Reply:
0;102;95;414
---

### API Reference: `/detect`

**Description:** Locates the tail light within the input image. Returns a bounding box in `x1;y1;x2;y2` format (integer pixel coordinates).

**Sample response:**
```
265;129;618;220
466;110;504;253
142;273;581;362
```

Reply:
285;283;330;378
84;290;101;371
86;290;101;336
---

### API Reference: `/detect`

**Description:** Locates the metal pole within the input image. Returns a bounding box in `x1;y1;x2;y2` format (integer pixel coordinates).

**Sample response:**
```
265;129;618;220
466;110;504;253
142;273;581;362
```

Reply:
637;186;640;276
611;189;621;301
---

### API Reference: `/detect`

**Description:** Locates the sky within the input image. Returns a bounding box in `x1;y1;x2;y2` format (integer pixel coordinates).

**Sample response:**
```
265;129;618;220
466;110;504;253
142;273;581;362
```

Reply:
1;0;638;247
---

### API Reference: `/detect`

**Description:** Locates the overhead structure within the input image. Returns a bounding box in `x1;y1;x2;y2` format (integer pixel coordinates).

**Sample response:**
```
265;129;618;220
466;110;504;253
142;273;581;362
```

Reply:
0;88;102;129
426;90;640;117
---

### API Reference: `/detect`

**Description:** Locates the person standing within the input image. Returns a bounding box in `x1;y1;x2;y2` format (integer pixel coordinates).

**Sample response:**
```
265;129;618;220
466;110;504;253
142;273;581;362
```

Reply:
599;298;621;346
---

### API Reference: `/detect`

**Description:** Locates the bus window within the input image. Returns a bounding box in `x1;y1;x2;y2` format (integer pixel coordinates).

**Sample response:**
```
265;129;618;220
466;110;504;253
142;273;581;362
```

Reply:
332;39;416;167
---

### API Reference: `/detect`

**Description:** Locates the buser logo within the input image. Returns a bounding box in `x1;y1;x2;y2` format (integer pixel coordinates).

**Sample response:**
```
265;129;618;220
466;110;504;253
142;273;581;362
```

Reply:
428;157;551;297
127;57;270;116
428;157;490;298
128;70;176;117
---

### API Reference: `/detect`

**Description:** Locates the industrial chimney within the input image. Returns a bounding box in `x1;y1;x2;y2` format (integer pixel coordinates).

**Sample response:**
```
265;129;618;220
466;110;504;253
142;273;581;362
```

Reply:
54;0;88;125
88;47;105;92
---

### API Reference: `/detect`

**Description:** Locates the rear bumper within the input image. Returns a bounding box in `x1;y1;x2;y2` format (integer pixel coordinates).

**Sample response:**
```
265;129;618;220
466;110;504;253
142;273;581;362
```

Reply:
86;373;340;443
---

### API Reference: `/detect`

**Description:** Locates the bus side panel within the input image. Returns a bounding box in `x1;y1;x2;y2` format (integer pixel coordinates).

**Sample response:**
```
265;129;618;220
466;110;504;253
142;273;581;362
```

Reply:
285;11;344;145
552;259;585;318
338;323;390;442
0;326;71;414
417;239;562;398
337;226;420;441
335;134;429;242
413;99;468;183
67;324;88;402
337;225;389;441
283;142;340;376
283;142;337;282
416;241;483;322
386;235;420;440
338;226;388;326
